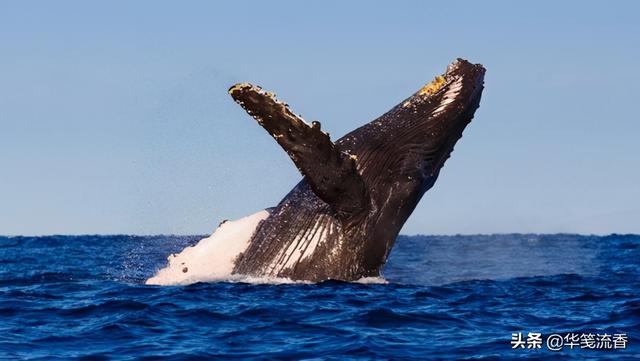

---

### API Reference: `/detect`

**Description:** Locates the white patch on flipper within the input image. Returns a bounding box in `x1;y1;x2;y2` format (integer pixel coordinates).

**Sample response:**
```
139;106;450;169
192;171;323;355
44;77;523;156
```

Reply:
145;210;270;286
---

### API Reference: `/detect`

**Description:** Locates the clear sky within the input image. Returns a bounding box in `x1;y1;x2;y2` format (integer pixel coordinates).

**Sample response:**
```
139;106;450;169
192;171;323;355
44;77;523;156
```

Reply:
1;1;639;235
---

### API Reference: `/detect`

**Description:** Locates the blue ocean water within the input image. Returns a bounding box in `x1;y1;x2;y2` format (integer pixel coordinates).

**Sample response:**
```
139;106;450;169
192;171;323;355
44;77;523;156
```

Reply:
0;234;638;360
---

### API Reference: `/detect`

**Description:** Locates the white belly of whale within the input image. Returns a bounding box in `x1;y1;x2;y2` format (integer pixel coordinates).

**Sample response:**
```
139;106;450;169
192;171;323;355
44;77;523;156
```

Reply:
145;210;270;286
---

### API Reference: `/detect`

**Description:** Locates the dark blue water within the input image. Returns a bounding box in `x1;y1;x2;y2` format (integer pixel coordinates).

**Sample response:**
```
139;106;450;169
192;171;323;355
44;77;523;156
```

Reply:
0;234;638;360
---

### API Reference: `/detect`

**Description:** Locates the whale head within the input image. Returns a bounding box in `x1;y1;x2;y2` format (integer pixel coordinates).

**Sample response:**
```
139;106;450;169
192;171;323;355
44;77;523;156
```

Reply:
335;59;486;268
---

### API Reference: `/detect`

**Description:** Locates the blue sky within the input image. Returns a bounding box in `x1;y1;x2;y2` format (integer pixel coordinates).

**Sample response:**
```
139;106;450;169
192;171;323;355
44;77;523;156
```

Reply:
1;1;639;235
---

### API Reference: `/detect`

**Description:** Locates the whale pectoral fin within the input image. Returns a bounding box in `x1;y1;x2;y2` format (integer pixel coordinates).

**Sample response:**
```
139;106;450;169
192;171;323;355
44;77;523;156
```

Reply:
229;83;369;217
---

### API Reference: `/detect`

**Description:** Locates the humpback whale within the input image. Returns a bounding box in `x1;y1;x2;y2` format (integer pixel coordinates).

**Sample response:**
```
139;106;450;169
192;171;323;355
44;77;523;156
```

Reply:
147;58;485;285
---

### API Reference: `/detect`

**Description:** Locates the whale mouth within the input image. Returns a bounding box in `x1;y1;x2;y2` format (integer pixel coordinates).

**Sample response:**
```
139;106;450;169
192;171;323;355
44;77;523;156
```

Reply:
402;58;484;111
422;59;483;95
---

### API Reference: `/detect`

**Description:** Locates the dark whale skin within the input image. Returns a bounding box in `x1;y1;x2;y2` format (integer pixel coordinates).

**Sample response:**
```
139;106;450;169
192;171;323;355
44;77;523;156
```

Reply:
229;59;485;282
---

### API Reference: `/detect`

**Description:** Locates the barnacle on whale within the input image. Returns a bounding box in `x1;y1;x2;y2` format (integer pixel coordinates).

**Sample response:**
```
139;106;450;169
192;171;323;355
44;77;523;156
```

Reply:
419;75;447;95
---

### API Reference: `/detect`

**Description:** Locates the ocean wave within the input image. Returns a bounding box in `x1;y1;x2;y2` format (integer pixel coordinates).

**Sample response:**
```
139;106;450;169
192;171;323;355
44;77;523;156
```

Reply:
0;234;638;359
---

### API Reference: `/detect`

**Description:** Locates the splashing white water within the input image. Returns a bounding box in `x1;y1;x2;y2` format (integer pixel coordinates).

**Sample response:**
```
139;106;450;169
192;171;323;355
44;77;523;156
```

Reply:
355;276;389;284
146;210;269;286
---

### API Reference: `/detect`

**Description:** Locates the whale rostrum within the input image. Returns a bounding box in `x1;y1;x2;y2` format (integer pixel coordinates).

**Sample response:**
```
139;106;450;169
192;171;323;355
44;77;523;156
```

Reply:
227;59;485;282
